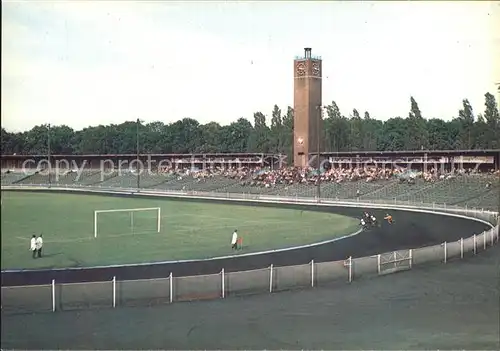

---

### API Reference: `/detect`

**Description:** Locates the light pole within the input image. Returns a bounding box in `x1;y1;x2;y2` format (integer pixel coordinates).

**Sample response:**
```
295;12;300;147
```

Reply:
316;105;322;201
136;118;141;191
496;83;500;227
47;124;51;187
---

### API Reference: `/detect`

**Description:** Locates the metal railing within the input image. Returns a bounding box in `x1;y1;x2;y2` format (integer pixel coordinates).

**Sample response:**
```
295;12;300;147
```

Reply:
1;184;499;315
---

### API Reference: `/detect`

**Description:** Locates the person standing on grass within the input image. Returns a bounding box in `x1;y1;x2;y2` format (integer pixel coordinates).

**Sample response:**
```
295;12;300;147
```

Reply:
35;234;43;258
231;230;238;250
30;235;37;259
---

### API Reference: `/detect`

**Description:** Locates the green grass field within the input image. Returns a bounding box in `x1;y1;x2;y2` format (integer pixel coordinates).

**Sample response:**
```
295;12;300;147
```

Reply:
0;191;359;270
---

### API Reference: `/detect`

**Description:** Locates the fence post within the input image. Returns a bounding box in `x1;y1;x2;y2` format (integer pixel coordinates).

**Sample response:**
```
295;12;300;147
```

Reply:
409;249;413;269
52;279;56;312
311;260;314;288
377;254;381;274
112;276;116;308
169;272;173;303
491;230;494;246
221;268;225;299
443;242;447;264
473;234;477;254
348;257;352;283
460;238;464;259
269;264;273;293
483;232;487;250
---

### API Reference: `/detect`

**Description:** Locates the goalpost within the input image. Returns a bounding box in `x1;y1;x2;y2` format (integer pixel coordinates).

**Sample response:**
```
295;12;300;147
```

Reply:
94;207;161;238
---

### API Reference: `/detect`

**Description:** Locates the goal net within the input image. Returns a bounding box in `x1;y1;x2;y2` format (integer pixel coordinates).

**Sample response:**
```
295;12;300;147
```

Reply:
94;207;161;238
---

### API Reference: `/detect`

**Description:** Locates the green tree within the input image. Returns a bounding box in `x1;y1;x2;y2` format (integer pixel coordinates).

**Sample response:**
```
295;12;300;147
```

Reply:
473;114;490;149
349;108;363;151
222;118;253;153
269;105;284;154
455;99;475;149
24;125;51;154
483;92;500;148
378;118;406;151
282;106;294;160
324;101;349;152
405;97;428;150
426;119;457;150
1;128;24;155
362;111;380;151
198;122;222;153
248;112;270;153
2;92;498;155
169;118;201;153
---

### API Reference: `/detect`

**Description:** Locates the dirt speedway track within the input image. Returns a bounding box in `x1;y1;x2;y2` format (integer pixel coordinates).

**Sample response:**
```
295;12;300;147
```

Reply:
2;202;499;349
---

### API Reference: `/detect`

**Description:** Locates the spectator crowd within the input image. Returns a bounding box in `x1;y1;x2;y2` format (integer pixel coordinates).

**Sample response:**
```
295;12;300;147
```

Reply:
154;163;499;189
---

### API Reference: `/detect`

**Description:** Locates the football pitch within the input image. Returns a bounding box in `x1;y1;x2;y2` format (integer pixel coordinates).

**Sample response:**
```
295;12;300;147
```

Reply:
0;191;359;270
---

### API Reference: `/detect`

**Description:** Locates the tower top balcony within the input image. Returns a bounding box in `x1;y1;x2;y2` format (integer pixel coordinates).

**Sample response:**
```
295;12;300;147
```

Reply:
295;47;321;60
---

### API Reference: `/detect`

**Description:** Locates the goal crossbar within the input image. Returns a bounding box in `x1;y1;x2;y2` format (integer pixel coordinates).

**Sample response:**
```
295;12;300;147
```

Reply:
95;207;161;213
94;207;161;238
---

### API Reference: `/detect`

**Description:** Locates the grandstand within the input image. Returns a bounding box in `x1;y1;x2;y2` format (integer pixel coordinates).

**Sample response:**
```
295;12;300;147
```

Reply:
2;161;498;211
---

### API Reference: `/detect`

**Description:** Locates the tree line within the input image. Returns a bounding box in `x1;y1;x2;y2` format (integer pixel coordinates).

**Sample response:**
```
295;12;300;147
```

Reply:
1;92;499;158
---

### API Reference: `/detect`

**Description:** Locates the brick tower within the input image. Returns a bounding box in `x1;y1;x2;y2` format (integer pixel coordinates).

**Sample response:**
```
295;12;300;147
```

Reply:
293;47;323;168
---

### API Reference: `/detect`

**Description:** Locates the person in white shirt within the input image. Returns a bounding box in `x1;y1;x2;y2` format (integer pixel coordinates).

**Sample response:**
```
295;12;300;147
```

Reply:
231;230;238;250
35;234;43;258
30;235;37;259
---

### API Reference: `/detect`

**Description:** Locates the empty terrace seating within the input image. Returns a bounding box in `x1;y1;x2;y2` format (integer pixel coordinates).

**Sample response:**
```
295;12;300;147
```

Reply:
97;172;136;188
76;170;118;186
359;179;429;201
267;183;316;197
150;175;197;191
15;172;49;185
321;180;390;200
455;186;498;211
104;172;179;189
137;173;176;189
52;171;79;185
179;176;239;192
1;172;31;185
397;175;496;206
211;179;290;195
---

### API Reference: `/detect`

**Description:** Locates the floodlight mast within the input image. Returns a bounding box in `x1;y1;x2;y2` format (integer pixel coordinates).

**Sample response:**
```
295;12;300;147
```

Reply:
47;124;51;188
136;118;144;191
316;105;322;202
496;83;500;228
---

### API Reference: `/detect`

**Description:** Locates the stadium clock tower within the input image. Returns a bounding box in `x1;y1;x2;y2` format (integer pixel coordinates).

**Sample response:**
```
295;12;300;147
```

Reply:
293;48;323;168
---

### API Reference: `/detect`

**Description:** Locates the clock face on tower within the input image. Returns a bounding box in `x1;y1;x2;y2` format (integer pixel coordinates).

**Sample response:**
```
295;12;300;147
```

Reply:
296;62;306;76
312;61;320;77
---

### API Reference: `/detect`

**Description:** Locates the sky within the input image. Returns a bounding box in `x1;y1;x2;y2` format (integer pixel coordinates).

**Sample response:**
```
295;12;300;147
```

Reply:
2;1;500;132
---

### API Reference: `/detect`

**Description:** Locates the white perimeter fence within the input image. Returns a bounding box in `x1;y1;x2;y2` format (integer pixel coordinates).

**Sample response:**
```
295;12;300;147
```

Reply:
1;185;499;314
